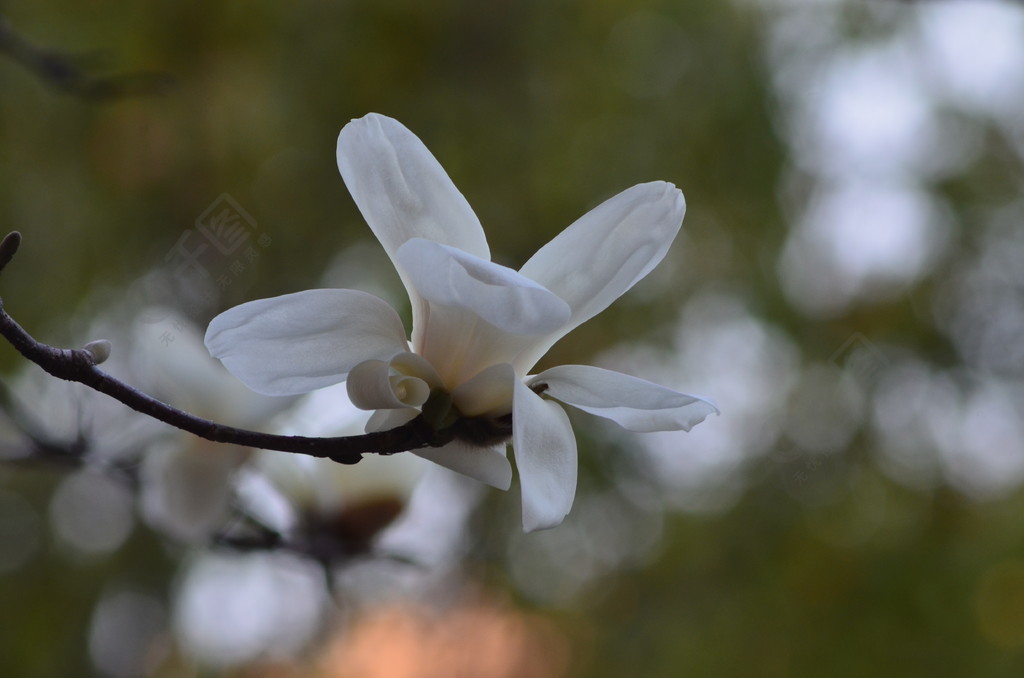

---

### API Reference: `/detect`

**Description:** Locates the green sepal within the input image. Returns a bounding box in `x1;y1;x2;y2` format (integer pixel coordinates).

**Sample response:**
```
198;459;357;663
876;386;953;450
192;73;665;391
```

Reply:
421;388;457;430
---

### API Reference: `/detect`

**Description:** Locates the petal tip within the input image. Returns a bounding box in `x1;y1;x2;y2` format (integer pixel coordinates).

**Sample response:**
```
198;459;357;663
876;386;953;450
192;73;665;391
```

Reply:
692;394;721;417
638;180;686;218
677;397;720;432
522;508;569;533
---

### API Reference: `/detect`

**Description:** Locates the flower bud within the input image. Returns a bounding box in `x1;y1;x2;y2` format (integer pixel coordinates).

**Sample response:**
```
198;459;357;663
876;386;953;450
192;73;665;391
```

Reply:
83;339;112;365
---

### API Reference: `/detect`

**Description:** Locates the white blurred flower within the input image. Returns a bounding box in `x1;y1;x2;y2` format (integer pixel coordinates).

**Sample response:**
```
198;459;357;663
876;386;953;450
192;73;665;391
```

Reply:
252;441;427;528
226;383;428;557
139;438;249;543
174;551;325;667
206;114;717;532
133;310;294;541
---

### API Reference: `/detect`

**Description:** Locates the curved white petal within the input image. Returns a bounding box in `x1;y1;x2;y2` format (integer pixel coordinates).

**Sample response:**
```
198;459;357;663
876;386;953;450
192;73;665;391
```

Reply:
451;363;515;418
397;239;570;335
347;360;429;411
517;182;685;371
337;114;490;349
205;289;409;396
532;364;719;432
347;353;435;411
390;352;442;388
413;441;512;490
512;379;578;532
347;360;399;409
389;374;432;408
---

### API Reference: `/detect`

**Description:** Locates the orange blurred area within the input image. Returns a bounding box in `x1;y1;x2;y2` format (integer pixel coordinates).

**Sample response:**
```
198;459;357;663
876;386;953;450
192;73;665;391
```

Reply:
315;597;570;678
233;594;571;678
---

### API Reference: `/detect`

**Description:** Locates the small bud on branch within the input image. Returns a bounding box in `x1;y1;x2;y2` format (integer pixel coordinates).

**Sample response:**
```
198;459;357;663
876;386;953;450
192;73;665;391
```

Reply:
0;231;21;274
82;339;112;365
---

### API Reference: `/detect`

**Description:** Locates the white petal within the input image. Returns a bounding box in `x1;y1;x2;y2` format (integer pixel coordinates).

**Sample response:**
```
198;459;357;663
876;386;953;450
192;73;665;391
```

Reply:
532;365;719;432
389;374;432;408
337;114;490;260
346;354;434;411
390;352;442;388
517;182;685;371
337;114;490;349
205;289;409;396
512;379;578;532
345;360;408;410
413;441;512;490
397;238;570;335
412;303;541;389
451;363;515;417
366;407;419;434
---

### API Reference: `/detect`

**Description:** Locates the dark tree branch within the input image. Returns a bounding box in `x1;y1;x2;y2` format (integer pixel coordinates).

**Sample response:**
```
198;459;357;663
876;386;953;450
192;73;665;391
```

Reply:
0;15;174;100
0;232;460;464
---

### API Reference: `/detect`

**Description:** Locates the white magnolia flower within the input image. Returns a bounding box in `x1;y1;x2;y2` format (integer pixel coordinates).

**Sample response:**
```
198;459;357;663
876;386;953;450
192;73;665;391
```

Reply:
206;114;717;531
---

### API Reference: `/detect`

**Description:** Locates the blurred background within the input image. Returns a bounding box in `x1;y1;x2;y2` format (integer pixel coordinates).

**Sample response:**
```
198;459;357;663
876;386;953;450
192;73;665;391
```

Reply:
2;0;1024;675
